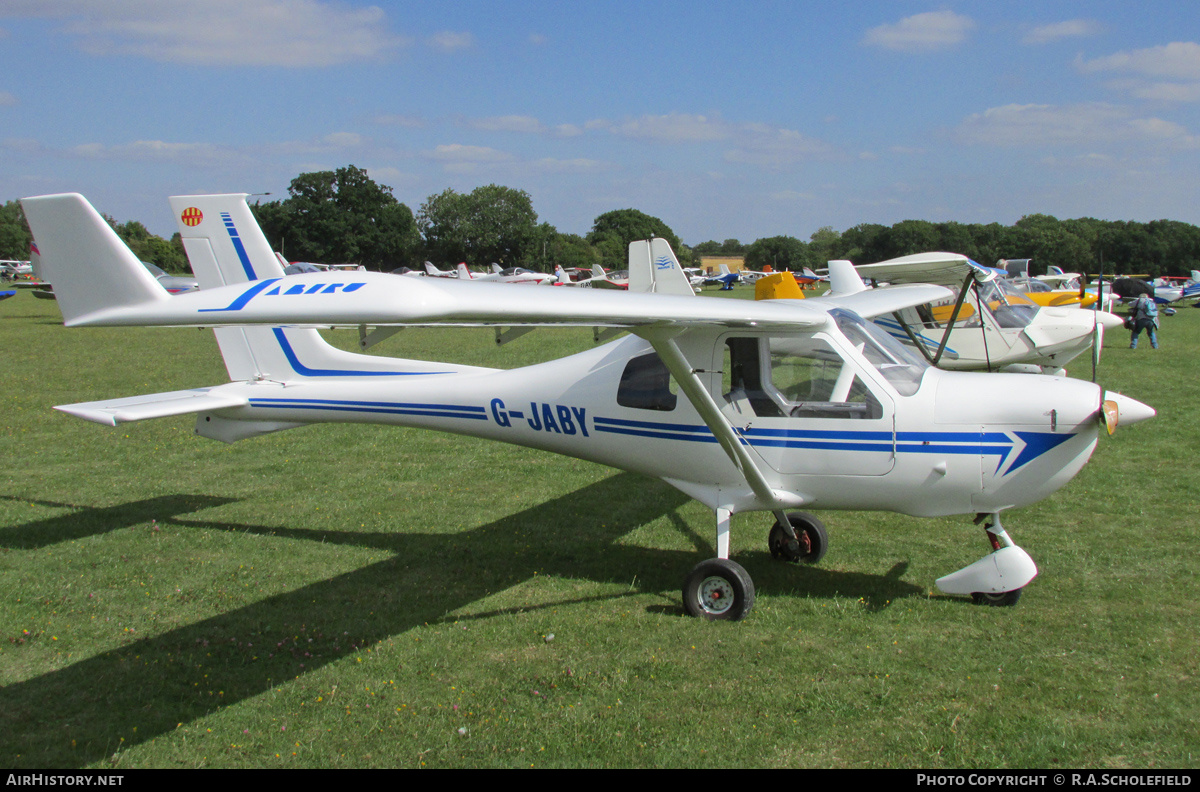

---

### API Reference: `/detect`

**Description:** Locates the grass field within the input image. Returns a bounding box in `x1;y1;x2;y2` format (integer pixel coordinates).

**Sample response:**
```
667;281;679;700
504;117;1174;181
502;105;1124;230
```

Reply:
1;287;1196;769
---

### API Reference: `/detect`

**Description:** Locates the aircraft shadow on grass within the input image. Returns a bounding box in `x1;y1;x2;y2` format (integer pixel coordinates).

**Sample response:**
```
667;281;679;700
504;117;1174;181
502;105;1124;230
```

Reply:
0;473;921;767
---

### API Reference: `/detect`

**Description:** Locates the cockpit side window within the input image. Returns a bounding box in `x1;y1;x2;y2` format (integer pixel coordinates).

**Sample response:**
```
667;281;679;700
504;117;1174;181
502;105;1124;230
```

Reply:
723;337;783;417
723;335;882;420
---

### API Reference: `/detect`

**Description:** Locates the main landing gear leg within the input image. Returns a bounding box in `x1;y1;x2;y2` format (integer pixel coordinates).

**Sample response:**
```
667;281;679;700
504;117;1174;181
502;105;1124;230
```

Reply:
934;512;1038;606
682;507;756;621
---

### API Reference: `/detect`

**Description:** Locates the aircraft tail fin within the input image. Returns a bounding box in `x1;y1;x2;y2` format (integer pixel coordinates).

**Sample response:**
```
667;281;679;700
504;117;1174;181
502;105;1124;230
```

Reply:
826;260;868;296
627;238;695;296
554;264;571;284
166;193;422;384
456;263;474;280
20;193;172;326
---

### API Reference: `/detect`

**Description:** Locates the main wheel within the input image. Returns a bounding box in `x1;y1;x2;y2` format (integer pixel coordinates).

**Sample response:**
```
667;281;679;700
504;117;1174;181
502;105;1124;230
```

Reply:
768;512;828;564
683;558;756;621
971;588;1023;607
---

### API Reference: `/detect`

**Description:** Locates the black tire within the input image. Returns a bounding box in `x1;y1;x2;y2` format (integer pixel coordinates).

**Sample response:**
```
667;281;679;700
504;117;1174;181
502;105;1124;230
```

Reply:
768;512;828;564
971;588;1023;607
682;558;756;621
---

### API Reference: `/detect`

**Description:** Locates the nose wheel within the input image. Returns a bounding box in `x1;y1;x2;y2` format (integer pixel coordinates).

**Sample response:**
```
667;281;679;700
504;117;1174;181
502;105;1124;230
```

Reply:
768;511;828;564
971;589;1023;607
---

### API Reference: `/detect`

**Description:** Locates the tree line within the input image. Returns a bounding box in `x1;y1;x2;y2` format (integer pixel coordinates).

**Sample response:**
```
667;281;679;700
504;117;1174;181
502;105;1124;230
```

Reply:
3;164;1199;279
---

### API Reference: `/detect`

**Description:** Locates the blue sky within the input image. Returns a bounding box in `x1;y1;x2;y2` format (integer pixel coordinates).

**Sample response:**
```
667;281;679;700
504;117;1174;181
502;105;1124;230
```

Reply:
2;1;1198;246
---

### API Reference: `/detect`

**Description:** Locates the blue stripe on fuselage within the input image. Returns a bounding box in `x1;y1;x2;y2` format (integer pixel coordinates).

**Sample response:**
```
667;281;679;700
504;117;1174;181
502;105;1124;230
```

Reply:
249;397;486;420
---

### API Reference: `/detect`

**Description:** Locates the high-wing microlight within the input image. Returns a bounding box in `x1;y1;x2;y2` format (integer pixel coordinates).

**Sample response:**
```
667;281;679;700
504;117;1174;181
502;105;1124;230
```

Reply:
21;194;1155;619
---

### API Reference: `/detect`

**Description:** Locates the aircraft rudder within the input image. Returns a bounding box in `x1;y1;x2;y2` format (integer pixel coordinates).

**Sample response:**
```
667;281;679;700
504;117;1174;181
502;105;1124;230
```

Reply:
168;194;285;288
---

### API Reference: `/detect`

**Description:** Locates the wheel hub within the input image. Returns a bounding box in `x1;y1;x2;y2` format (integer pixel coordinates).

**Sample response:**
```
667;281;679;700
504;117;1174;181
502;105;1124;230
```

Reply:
697;576;734;614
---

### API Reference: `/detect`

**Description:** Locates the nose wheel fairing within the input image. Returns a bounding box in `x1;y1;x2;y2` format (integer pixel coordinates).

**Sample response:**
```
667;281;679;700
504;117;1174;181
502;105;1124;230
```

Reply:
935;545;1038;598
935;516;1037;601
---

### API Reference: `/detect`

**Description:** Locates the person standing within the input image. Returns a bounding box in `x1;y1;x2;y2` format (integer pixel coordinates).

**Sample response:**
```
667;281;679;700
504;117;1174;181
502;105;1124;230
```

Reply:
1129;293;1159;349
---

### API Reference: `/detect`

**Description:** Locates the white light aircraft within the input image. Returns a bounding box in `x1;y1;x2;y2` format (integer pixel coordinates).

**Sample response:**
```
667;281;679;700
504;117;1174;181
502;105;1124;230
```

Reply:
21;193;1156;620
587;264;629;290
704;263;742;290
423;262;456;278
837;253;1125;373
1;259;33;278
455;262;556;285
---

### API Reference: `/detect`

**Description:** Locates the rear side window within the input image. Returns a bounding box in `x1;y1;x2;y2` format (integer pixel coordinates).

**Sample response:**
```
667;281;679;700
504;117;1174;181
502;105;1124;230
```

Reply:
617;352;678;411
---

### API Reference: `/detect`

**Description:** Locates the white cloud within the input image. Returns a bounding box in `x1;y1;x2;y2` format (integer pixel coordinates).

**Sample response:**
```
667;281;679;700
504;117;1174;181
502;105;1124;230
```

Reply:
427;31;474;53
424;144;512;163
68;139;247;166
608;113;732;143
1109;80;1200;103
724;125;832;166
322;132;364;147
374;114;426;129
532;157;607;173
602;113;832;168
956;103;1199;149
862;11;975;53
1077;42;1200;80
5;0;406;67
466;115;546;134
1023;19;1102;45
1076;42;1200;103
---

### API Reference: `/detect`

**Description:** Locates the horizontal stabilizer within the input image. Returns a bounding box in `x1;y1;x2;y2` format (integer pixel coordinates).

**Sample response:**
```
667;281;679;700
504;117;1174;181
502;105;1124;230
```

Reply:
56;388;247;426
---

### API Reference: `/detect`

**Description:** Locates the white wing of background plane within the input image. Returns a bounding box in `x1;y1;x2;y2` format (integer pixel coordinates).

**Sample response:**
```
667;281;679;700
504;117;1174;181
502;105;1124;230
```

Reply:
847;252;998;288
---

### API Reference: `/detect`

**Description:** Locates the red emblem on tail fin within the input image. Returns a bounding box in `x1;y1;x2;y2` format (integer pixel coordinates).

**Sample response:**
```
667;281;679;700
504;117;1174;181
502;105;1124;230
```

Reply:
181;207;203;227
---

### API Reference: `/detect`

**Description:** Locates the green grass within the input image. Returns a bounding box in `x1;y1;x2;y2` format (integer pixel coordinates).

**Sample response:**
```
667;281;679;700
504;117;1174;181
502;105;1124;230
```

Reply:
1;288;1197;768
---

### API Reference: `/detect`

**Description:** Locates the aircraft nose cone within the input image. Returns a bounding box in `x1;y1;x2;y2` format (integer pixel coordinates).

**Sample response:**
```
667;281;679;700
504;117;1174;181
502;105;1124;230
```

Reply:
1104;390;1156;426
1095;310;1126;330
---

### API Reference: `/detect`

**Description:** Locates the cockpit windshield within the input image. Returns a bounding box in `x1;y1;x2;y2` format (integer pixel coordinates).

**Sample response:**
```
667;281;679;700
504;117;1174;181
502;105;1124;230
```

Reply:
830;308;929;396
977;278;1040;328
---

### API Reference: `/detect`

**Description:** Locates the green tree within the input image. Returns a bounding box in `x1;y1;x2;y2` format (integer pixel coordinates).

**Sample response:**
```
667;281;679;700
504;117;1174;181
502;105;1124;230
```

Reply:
1010;214;1092;274
745;236;807;271
807;226;841;268
417;185;539;269
111;218;189;273
837;223;889;263
254;165;419;270
526;223;599;272
0;200;31;261
587;209;682;269
885;220;940;259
